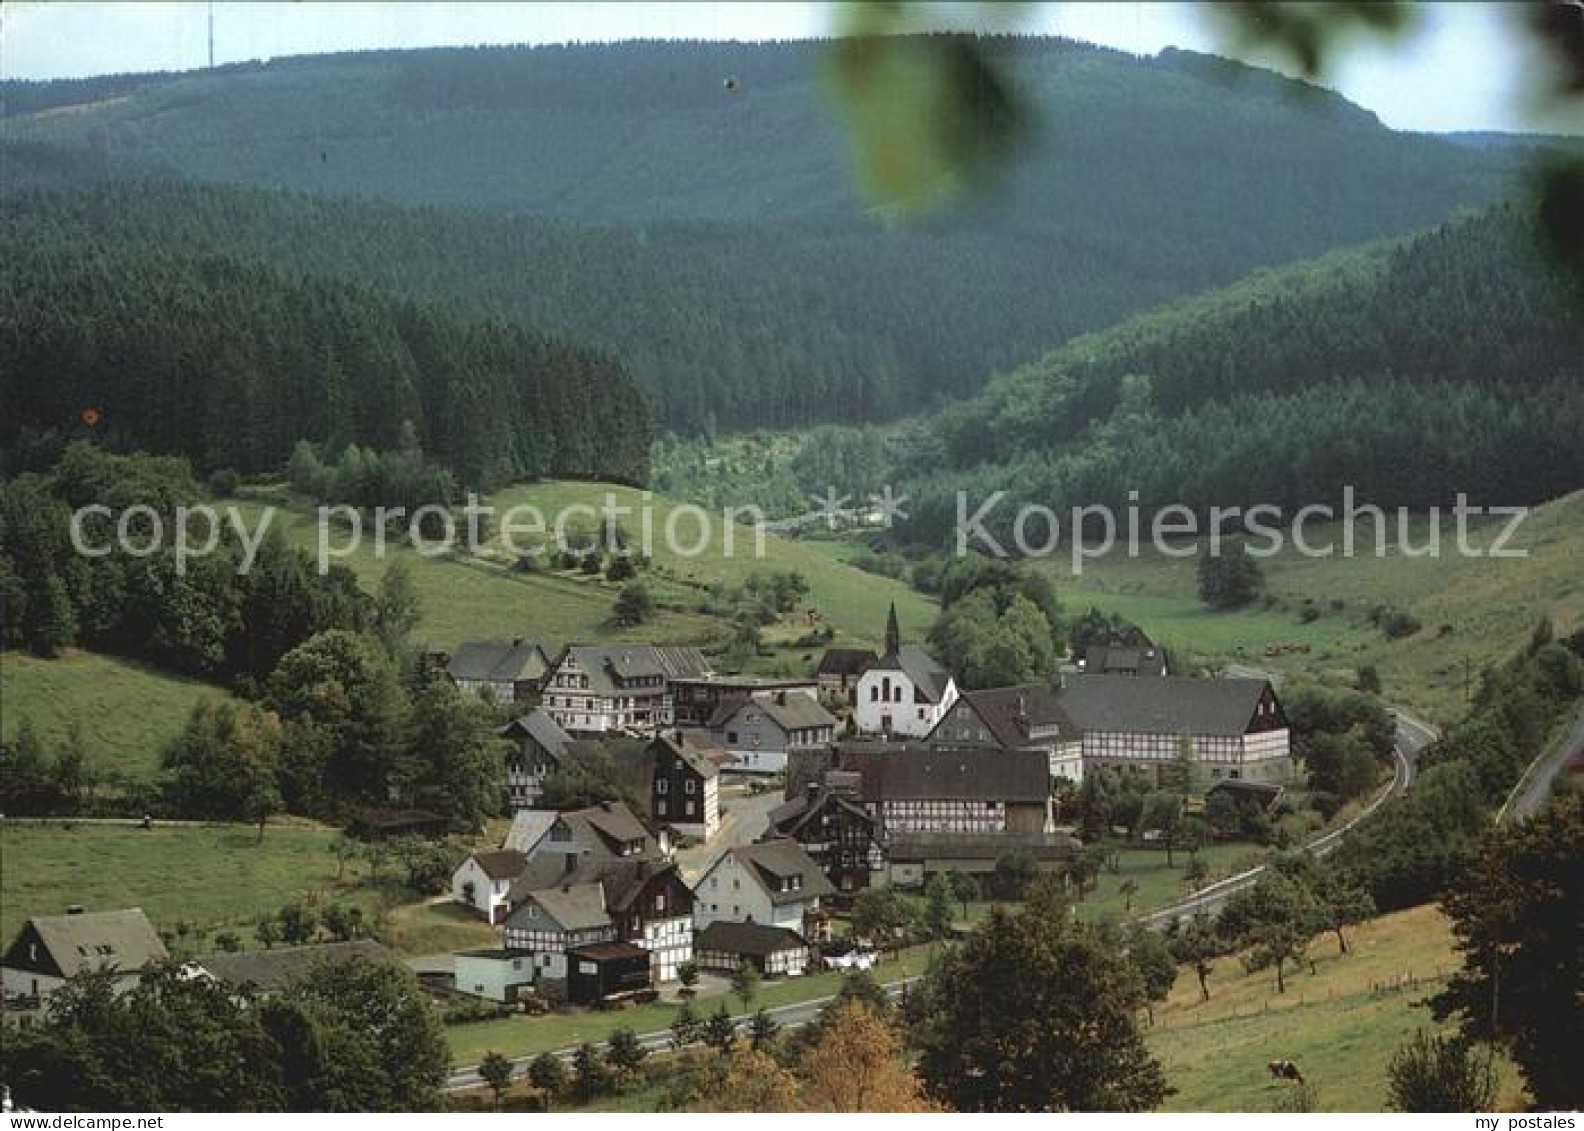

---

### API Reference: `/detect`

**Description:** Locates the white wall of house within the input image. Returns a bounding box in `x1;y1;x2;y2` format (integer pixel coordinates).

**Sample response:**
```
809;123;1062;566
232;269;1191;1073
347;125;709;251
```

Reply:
634;915;693;983
854;669;958;737
1051;738;1085;784
692;852;817;936
450;858;515;923
454;953;536;1003
1079;727;1292;783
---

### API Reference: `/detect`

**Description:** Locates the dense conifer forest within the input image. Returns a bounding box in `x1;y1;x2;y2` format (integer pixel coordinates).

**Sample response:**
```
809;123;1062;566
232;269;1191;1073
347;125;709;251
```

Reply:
0;37;1548;433
0;219;650;484
889;205;1584;546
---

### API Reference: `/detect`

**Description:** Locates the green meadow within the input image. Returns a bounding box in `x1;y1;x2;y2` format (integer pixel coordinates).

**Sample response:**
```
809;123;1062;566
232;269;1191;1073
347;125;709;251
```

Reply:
1149;902;1525;1111
1043;489;1584;723
0;650;240;784
226;479;934;665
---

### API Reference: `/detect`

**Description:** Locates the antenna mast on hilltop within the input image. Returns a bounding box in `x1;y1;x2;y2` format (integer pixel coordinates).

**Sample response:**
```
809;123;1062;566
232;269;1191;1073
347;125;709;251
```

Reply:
207;0;215;69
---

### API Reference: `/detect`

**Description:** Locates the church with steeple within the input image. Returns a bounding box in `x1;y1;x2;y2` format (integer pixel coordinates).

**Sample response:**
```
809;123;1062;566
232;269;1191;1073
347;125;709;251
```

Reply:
854;602;959;738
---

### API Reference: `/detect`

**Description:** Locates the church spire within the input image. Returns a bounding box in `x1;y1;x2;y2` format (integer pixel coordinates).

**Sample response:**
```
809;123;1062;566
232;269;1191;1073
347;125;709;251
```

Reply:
883;601;900;659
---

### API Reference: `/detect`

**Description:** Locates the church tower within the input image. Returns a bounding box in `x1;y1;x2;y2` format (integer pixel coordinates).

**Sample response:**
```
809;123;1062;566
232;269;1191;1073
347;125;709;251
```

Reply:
883;601;901;660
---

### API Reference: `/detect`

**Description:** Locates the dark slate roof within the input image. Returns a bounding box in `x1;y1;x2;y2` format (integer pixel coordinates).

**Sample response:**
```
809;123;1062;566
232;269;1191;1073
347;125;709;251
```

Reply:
580;800;656;848
1206;779;1286;810
195;940;388;992
447;639;549;683
559;645;710;694
469;850;529;881
568;940;649;962
1082;645;1168;676
499;708;573;757
886;832;1080;862
842;747;1051;804
574;858;685;915
650;731;723;781
816;648;878;677
872;644;954;703
728;840;837;904
710;694;836;734
758;694;837;732
6;908;168;978
1058;675;1271;737
769;788;875;840
508;801;665;899
938;684;1078;748
695;921;808;957
515;881;611;932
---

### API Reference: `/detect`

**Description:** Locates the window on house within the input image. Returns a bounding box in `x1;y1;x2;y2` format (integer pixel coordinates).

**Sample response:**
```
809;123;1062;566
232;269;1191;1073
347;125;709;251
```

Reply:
726;731;739;744
657;799;667;816
657;779;668;794
685;779;696;794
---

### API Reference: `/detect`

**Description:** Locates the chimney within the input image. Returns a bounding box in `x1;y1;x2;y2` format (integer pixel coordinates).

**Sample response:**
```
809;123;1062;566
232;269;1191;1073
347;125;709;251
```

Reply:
776;691;787;706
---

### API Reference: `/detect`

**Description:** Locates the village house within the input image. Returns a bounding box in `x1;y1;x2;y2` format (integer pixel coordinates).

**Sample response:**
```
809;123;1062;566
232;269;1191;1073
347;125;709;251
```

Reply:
565;942;654;1006
2;908;167;1022
446;638;553;704
1057;674;1292;784
766;770;886;896
498;708;574;811
813;648;877;704
511;800;668;892
854;604;958;738
450;849;529;923
191;940;389;995
668;673;821;727
453;948;539;1005
503;857;694;984
883;831;1079;888
836;745;1056;837
694;921;812;977
541;644;711;735
647;730;727;840
709;692;838;774
692;839;834;937
1077;642;1169;677
926;683;1086;783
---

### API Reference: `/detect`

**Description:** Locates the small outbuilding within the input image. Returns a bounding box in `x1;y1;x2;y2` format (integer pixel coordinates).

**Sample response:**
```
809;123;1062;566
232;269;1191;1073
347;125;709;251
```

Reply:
565;940;652;1006
694;921;811;977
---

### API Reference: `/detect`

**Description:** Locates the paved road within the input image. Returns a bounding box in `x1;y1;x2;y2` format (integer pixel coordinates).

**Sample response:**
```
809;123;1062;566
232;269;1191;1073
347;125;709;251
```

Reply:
446;975;921;1091
1137;710;1436;929
1498;705;1584;824
674;785;780;885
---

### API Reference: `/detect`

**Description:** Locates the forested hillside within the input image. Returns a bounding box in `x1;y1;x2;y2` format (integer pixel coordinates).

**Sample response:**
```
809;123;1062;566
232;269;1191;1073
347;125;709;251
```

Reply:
892;205;1584;546
0;221;650;483
0;37;1536;431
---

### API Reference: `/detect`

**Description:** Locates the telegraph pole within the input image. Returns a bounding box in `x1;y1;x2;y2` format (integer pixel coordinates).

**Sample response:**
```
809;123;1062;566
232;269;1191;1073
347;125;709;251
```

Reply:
208;0;215;69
